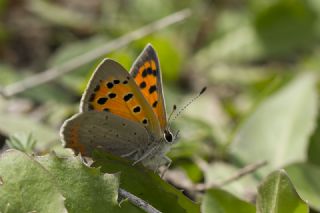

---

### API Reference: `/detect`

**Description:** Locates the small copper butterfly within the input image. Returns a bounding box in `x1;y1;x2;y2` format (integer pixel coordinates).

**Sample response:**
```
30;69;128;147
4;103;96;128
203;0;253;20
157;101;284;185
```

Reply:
60;44;175;170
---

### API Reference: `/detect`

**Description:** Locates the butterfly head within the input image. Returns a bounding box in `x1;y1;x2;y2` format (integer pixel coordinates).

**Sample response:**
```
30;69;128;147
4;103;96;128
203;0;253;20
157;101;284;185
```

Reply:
164;128;174;143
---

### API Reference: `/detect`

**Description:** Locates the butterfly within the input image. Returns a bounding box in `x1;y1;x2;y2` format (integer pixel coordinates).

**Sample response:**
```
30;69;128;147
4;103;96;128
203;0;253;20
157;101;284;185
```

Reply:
60;44;175;170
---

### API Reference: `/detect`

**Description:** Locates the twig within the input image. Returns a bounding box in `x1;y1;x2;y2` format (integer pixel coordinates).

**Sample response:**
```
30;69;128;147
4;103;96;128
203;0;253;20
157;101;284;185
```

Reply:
216;160;267;187
118;188;161;213
1;9;191;97
195;160;267;191
165;160;267;192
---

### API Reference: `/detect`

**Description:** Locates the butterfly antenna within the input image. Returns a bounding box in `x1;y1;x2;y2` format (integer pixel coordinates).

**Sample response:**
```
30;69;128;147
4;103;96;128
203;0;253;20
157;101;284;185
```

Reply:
167;104;177;123
171;86;207;122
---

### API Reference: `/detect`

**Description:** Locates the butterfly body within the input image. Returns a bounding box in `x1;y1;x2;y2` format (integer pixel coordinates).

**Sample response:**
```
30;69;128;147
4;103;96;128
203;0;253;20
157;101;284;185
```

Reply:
60;44;174;170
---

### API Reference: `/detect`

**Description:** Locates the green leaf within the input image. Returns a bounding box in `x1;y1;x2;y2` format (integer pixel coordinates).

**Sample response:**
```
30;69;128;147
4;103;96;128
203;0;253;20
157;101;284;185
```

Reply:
230;73;318;175
256;170;309;213
0;149;66;213
285;163;320;211
307;109;320;166
201;188;255;213
36;153;135;213
93;151;200;213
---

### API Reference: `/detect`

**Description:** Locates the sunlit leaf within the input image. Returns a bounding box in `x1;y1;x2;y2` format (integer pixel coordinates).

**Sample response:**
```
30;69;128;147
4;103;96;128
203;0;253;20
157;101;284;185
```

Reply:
286;163;320;211
231;73;318;175
0;150;67;213
257;170;309;213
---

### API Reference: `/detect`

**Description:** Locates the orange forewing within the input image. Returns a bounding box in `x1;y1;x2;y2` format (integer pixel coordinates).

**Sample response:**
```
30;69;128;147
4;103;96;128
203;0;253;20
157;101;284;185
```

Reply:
81;59;162;136
89;77;149;124
130;45;167;129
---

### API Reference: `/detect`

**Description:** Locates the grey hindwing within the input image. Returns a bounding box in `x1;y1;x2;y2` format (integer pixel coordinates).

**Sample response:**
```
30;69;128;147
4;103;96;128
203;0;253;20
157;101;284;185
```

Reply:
60;111;150;158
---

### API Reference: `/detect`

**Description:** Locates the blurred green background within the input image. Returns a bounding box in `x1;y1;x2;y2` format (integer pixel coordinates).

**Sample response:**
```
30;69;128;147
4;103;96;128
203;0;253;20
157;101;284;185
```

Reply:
1;0;320;211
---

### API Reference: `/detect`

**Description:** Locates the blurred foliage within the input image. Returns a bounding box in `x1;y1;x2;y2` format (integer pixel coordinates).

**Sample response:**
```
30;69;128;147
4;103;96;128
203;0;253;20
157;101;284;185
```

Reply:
1;0;320;212
5;132;36;154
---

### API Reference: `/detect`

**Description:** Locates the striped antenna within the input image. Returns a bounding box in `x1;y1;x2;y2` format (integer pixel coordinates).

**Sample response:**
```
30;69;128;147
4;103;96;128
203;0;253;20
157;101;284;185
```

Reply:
170;86;207;122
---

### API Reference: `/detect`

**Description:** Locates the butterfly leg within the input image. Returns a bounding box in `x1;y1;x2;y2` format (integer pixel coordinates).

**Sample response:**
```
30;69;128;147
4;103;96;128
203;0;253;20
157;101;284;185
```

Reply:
132;145;158;166
160;156;171;178
121;149;139;158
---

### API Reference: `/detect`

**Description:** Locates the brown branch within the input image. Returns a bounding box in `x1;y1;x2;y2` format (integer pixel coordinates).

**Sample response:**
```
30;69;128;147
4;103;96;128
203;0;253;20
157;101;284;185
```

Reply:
118;188;161;213
1;9;191;98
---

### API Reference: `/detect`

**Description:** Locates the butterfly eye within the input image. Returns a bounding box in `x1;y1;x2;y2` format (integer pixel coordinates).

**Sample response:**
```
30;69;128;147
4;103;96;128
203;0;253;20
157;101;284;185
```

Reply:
164;129;173;143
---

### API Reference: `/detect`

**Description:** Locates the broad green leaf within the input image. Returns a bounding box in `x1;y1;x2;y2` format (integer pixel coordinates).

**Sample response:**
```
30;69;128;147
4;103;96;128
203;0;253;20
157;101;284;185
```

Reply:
307;109;320;166
201;188;255;213
93;151;200;213
230;73;318;175
0;149;66;213
36;153;139;213
285;163;320;211
256;170;309;213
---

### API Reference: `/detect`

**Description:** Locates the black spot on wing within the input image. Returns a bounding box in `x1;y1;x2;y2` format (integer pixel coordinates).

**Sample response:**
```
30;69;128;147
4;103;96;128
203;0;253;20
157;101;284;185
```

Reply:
133;106;141;113
142;118;148;125
97;97;108;105
123;93;133;102
108;93;116;99
142;69;148;77
152;101;158;108
147;68;153;75
139;81;146;89
148;85;157;94
106;82;113;89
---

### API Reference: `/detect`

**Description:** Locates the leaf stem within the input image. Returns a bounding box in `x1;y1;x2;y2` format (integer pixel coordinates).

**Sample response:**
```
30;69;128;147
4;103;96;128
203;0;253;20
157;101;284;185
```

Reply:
118;188;161;213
